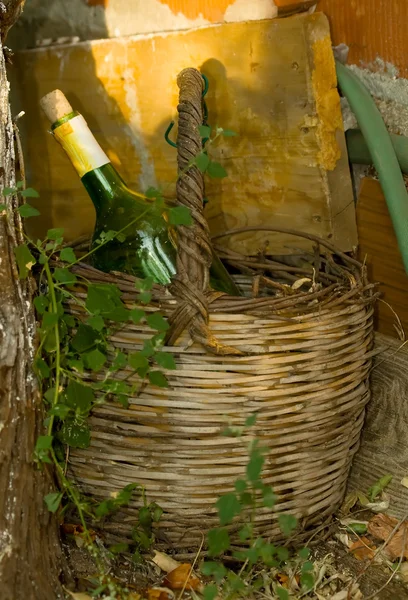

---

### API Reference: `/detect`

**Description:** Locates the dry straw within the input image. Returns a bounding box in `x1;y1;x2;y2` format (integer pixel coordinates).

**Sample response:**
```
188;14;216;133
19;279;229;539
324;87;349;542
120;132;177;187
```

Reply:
66;68;377;553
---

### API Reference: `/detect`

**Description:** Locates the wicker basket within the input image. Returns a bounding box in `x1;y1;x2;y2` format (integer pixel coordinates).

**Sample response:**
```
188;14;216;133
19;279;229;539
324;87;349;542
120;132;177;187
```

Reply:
65;69;376;553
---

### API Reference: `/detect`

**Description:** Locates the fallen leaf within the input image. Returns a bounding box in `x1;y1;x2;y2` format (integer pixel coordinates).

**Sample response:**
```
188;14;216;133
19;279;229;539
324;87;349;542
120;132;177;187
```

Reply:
335;532;352;548
276;573;289;585
368;513;408;560
163;563;200;591
61;523;97;540
65;591;92;600
340;491;359;514
349;536;376;561
366;492;390;513
145;587;174;600
152;550;180;573
401;477;408;489
331;584;362;600
400;562;408;583
292;277;311;290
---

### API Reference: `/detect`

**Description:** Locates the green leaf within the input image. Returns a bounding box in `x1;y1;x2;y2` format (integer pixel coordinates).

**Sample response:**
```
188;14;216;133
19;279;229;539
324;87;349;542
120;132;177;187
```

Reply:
109;543;129;554
300;572;314;592
146;313;169;332
54;267;77;284
116;232;126;243
208;527;230;557
16;181;25;189
0;202;7;211
95;499;114;518
135;277;154;292
84;348;107;372
34;357;50;378
262;485;277;508
138;291;152;304
86;283;127;321
20;187;40;198
260;543;277;566
128;352;149;371
3;187;16;196
368;474;393;501
199;125;211;138
116;482;138;506
44;492;63;513
65;380;95;413
35;435;53;450
150;502;163;523
238;524;253;542
47;228;64;240
66;358;84;373
154;351;176;370
201;561;227;583
111;351;127;371
301;561;314;573
195;152;210;172
203;584;218;600
239;491;253;506
168;205;193;226
43;388;56;404
276;587;289;600
222;129;237;137
216;492;242;525
276;547;289;562
131;528;152;549
278;514;298;537
71;324;99;352
346;522;368;534
34;295;49;314
14;244;36;279
246;450;264;483
148;371;168;388
42;311;59;330
138;506;152;529
207;161;228;179
86;315;105;331
245;413;257;427
59;419;91;448
17;203;40;218
234;479;247;493
48;404;71;419
298;547;311;560
59;247;76;263
145;187;162;199
130;308;145;324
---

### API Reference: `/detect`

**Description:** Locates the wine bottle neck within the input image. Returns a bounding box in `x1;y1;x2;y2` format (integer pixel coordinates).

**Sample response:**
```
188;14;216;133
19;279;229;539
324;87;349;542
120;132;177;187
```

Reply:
52;113;111;178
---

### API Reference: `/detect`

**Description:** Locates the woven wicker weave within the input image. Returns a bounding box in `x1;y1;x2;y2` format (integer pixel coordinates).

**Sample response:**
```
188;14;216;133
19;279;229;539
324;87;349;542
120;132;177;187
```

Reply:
65;68;376;553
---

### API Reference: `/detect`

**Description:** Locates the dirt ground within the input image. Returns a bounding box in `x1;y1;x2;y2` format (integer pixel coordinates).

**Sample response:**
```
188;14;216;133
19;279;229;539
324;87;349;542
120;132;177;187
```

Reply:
62;509;408;599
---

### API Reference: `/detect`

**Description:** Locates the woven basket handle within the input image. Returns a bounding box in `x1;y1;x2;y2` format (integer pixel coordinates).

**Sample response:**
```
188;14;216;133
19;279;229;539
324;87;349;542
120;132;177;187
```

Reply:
175;68;212;290
166;68;242;356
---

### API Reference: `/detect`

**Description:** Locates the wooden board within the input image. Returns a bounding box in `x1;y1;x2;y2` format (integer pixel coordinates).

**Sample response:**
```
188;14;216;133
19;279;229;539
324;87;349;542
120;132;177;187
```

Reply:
357;177;408;338
317;0;408;77
14;13;357;255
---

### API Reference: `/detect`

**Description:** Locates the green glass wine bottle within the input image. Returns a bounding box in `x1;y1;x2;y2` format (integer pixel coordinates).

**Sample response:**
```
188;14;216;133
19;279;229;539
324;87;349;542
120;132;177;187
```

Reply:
40;90;240;295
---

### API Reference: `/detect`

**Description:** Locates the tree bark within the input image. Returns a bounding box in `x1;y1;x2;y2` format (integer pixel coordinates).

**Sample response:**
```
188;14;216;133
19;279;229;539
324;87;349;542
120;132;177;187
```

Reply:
0;32;66;600
0;0;26;42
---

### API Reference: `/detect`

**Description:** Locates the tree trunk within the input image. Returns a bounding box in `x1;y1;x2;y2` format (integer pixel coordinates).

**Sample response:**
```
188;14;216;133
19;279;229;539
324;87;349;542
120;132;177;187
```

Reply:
0;32;66;600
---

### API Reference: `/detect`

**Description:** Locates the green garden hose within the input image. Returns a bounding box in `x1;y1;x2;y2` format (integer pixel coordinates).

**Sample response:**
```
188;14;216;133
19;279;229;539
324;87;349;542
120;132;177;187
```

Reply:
346;129;408;174
336;61;408;274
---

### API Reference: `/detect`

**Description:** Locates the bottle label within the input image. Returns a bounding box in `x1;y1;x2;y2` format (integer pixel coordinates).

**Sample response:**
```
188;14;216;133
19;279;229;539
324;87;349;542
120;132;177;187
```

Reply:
53;114;110;178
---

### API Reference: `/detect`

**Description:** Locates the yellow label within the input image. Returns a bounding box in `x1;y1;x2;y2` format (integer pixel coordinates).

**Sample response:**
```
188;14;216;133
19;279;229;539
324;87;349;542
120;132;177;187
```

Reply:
53;114;110;177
